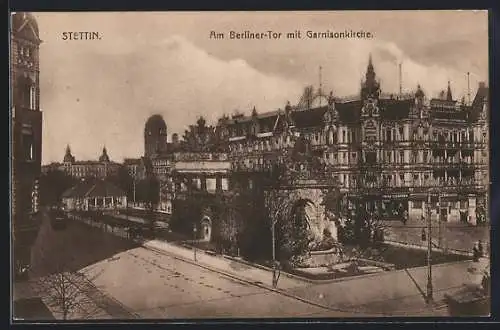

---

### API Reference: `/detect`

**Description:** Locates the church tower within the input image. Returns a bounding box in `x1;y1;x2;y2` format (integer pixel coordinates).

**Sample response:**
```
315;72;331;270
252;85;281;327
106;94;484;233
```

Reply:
11;12;43;278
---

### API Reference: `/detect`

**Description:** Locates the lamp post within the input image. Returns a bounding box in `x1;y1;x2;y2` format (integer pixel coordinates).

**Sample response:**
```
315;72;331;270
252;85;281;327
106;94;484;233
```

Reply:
133;177;136;204
426;191;433;304
438;194;442;249
271;218;277;287
193;223;197;262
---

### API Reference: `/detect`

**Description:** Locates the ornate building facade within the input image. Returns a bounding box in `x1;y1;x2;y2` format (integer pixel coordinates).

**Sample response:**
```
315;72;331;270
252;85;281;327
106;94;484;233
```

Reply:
143;56;488;243
11;12;43;275
212;56;489;225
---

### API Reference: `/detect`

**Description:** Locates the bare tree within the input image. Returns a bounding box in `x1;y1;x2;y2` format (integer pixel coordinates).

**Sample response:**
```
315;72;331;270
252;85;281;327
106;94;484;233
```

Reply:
34;270;104;320
29;228;105;320
264;188;293;262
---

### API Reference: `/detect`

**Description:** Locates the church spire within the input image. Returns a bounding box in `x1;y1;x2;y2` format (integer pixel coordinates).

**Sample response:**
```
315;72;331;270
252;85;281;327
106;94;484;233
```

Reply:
63;144;74;163
366;53;375;81
99;145;110;162
361;53;380;100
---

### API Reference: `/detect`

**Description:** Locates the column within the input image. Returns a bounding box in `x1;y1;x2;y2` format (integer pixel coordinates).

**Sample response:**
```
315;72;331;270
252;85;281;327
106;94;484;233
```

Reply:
216;175;222;192
94;197;98;207
201;176;207;191
468;197;477;225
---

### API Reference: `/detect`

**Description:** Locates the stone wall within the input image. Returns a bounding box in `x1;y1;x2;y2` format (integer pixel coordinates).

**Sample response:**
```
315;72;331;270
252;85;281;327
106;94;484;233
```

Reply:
302;248;341;267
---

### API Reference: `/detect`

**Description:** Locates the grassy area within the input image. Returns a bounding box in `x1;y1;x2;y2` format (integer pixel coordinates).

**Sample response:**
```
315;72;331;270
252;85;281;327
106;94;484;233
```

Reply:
30;212;140;278
369;243;471;269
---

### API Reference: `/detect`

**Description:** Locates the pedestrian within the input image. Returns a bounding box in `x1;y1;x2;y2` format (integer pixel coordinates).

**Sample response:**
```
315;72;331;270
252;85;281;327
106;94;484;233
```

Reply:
272;260;281;288
472;242;479;262
478;240;484;257
421;227;426;241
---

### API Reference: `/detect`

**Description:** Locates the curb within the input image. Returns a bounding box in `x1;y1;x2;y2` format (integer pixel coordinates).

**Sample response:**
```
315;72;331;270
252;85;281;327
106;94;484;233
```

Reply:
385;240;473;257
141;244;346;313
141;243;451;316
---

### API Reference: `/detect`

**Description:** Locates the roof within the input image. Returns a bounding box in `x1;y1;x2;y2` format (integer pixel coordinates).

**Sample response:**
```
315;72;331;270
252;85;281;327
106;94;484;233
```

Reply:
379;99;412;120
336;100;362;124
62;179;126;198
123;158;141;165
291;106;328;129
469;83;488;121
69;160;121;166
145;114;167;131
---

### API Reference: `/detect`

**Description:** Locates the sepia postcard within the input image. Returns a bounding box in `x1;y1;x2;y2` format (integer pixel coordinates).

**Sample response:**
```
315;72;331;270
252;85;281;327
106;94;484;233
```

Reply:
10;10;491;320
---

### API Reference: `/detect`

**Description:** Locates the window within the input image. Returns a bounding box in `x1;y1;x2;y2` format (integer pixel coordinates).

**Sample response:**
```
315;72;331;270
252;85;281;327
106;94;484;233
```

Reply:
399;127;404;140
386;128;392;142
22;133;34;161
399;151;404;163
29;86;36;110
351;153;357;159
423;151;428;163
400;174;405;185
413;201;422;209
366;152;377;164
342;131;346;143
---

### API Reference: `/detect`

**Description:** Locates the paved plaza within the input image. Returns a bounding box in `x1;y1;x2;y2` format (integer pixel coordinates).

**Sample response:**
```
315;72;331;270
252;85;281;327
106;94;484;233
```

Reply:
13;211;489;319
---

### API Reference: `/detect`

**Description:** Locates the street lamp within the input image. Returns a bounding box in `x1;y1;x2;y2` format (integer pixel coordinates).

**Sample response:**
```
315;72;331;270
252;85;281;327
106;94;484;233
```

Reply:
271;218;277;287
193;223;197;262
425;191;433;304
133;177;136;204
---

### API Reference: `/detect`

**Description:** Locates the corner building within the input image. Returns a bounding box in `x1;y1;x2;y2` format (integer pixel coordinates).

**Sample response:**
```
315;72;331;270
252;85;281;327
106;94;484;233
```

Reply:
214;56;489;224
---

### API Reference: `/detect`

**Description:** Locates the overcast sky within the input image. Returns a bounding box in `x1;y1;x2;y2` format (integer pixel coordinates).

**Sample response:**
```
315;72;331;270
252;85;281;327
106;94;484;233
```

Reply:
31;10;488;164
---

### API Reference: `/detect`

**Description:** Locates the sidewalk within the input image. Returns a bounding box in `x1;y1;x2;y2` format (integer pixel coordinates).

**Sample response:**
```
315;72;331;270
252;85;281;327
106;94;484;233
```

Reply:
287;259;479;316
144;240;309;290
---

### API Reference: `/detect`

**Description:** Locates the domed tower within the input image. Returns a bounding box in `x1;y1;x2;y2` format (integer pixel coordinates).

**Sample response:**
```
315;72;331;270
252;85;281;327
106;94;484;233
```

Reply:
11;12;43;279
144;114;168;158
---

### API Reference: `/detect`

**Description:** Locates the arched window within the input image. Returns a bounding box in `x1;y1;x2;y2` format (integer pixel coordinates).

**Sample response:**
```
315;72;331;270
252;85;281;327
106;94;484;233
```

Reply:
29;85;36;109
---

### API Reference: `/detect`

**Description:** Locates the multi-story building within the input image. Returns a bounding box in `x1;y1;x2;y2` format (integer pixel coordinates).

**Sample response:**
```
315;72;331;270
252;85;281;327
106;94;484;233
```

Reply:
43;145;122;179
144;55;488;233
11;12;43;275
212;56;489;225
